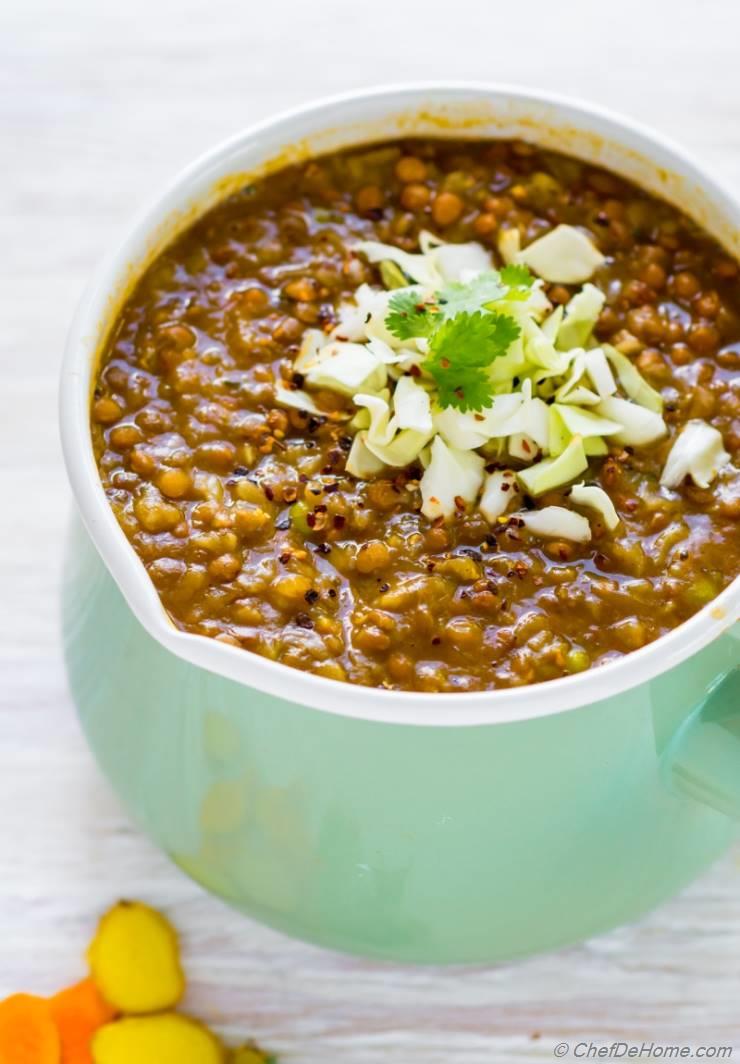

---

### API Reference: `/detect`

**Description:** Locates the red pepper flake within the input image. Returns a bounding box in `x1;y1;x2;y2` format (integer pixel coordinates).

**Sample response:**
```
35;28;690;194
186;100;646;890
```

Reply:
294;612;314;629
304;588;320;604
454;495;466;512
278;551;292;565
333;515;346;530
328;587;337;598
263;484;275;501
409;364;422;377
431;636;441;646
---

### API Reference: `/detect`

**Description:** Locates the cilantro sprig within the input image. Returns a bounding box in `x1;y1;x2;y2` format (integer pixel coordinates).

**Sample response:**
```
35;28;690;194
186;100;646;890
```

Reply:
384;290;439;340
426;312;521;412
385;265;529;411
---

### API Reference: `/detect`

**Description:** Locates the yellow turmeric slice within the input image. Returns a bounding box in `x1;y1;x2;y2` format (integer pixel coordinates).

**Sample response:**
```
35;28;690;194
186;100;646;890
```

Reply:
231;1044;275;1064
92;1014;224;1064
0;993;60;1064
49;979;117;1064
87;901;184;1014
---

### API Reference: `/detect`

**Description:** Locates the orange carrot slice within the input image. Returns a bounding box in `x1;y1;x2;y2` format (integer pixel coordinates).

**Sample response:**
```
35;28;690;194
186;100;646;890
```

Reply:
0;993;60;1064
49;979;117;1064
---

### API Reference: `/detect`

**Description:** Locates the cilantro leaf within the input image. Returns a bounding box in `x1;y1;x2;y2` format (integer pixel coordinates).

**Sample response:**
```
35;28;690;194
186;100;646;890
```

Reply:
500;263;534;288
437;270;506;318
426;311;521;411
432;364;495;413
385;289;439;340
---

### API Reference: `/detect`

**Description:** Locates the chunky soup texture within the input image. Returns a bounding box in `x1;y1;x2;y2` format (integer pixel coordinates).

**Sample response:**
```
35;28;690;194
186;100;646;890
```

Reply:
91;139;740;692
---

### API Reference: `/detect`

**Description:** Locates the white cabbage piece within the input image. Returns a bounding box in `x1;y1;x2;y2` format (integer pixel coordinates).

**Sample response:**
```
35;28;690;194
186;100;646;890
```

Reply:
480;470;520;522
354;392;394;446
521;318;573;376
582;347;616;398
366;429;431;467
420;436;485;520
548;406;571;457
584;437;609;456
518;225;606;284
660;420;731;489
354;391;431;467
553;403;623;438
516;435;588;496
594;396;667;447
509;433;540;461
392;374;433;435
433;393;523;450
569;482;620;531
497;227;522;264
517;506;592;542
556;284;606;349
604;345;663;413
540;304;564;342
293;328;329;372
418;229;444;255
558;385;601;407
430;240;491;282
305;342;386;396
345;432;386;479
356;240;440;287
274;384;324;415
365;337;413;365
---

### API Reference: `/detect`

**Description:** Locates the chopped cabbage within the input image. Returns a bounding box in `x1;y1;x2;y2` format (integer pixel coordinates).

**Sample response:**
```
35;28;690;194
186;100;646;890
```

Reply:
594;396;667;446
497;227;522;264
392;374;433;435
582;347;616;398
305;342;387;396
569;482;620;530
518;225;605;284
553;403;622;438
480;470;520;522
356;241;440;287
556;284;606;349
660;420;731;489
274;384;324;415
516;435;588;496
420;436;485;519
431;240;491;282
517;506;592;542
346;432;386;478
603;345;663;413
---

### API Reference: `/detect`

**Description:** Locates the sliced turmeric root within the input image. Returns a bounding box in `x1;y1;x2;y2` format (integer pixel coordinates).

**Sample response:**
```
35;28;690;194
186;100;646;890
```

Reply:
87;901;184;1014
0;993;60;1064
231;1044;276;1064
92;1014;224;1064
48;979;117;1064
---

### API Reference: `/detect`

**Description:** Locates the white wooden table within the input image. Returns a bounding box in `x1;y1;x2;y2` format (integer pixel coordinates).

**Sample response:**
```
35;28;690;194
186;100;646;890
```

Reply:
2;1;739;1058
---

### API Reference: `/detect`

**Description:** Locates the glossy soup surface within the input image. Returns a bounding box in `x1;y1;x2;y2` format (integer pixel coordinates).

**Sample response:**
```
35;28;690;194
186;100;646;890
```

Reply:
91;139;739;692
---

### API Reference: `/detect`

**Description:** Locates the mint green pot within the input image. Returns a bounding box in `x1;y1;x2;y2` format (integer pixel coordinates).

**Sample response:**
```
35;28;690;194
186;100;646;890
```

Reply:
60;85;740;964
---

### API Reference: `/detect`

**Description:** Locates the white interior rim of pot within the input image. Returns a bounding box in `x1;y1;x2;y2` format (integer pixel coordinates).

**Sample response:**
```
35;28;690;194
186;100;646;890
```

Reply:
60;82;740;727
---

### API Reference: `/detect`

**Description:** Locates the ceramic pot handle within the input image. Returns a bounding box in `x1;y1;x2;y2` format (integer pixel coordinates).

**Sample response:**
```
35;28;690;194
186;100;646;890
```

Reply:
662;668;740;819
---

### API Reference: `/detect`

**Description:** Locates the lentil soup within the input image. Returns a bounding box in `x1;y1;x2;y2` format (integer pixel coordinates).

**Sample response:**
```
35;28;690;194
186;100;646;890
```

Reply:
91;139;740;693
